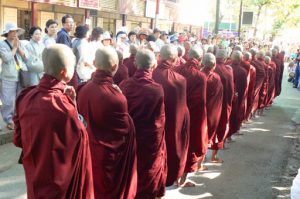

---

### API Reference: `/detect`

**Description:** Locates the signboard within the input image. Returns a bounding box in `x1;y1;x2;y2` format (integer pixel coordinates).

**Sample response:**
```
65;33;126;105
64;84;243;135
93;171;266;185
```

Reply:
119;0;145;16
28;0;77;7
242;12;254;25
79;0;100;10
145;0;165;19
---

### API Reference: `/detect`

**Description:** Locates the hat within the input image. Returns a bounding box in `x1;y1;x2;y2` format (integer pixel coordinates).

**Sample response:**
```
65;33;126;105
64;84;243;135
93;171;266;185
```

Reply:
138;28;149;36
169;34;178;43
161;31;168;36
1;23;25;36
102;31;112;40
153;28;161;33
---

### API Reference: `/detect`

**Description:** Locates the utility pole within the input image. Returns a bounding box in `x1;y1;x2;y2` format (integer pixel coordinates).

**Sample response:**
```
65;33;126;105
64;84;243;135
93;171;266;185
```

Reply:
238;0;243;38
154;0;160;29
214;0;220;34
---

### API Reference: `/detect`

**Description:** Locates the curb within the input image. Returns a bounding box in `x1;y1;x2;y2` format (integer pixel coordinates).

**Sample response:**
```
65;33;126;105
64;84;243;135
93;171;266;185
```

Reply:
0;131;13;145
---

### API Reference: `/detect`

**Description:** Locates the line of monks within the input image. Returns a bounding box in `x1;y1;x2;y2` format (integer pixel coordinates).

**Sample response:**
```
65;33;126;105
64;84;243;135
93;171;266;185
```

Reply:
13;42;284;199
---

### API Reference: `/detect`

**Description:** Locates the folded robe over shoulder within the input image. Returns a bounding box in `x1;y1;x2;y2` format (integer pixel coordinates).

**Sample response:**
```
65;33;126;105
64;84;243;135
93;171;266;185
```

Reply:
201;68;223;150
153;60;190;186
251;59;266;113
257;58;269;109
266;61;277;106
243;61;256;120
175;58;208;173
228;62;248;137
124;54;137;77
113;61;129;85
77;70;137;199
13;74;94;199
214;59;234;149
120;69;167;199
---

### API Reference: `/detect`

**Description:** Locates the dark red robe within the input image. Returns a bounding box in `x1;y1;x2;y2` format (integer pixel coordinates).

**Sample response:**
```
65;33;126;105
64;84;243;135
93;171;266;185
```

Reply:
13;74;94;199
214;59;234;149
228;62;248;137
276;52;285;96
113;61;129;85
175;58;208;173
174;56;186;67
272;55;284;97
124;54;137;77
77;70;137;199
153;60;190;186
266;61;277;106
119;70;167;199
251;58;266;113
244;62;256;120
257;58;269;109
240;61;251;120
201;68;223;150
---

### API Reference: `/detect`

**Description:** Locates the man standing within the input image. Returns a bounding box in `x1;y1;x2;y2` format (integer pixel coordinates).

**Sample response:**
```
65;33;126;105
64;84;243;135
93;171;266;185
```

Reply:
56;15;78;88
124;45;138;77
56;14;74;47
213;48;234;161
0;23;27;130
153;44;190;187
175;47;208;181
201;53;223;165
120;49;167;199
13;44;94;198
77;47;137;199
228;51;248;138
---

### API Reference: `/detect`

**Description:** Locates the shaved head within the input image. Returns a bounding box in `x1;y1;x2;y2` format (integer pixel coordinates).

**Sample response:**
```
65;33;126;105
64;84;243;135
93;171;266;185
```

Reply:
234;45;243;52
160;44;178;61
42;44;75;81
94;47;119;74
256;51;265;59
216;48;228;59
202;53;216;69
136;49;156;70
265;56;271;64
243;52;252;61
231;50;243;62
129;44;138;55
189;47;203;60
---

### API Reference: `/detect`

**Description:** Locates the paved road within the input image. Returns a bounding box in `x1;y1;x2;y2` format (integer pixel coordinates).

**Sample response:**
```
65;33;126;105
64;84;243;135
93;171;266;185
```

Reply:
0;70;299;199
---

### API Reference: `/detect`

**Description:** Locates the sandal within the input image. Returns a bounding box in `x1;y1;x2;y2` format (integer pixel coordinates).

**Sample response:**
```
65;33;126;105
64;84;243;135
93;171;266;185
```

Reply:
7;123;14;130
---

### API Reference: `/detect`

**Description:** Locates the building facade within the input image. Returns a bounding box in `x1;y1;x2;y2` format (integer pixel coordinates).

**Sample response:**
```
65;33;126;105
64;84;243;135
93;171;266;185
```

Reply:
0;0;203;38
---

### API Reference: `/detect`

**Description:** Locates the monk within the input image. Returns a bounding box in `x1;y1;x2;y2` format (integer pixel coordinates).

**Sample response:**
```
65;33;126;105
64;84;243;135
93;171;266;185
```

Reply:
175;47;208;182
113;50;129;85
243;52;256;122
264;55;276;107
250;49;266;117
213;48;234;161
77;47;137;199
201;53;223;164
228;51;248;138
256;51;269;115
183;41;192;60
120;49;167;199
13;44;94;198
124;44;138;77
175;46;186;67
272;48;284;97
153;44;190;187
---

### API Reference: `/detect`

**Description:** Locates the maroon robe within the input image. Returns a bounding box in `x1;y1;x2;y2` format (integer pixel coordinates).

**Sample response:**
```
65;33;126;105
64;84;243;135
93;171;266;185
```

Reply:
113;61;129;85
175;58;208;173
124;54;137;77
153;60;190;186
68;71;79;89
119;69;167;199
228;61;248;137
266;61;277;106
277;52;285;96
240;61;251;120
244;62;256;120
272;55;284;97
77;70;137;199
214;59;234;149
201;68;223;150
13;74;94;199
251;58;266;113
175;56;186;67
257;58;269;109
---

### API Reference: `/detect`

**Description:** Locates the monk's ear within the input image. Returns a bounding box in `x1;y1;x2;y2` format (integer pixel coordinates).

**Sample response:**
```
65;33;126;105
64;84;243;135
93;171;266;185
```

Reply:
59;68;68;81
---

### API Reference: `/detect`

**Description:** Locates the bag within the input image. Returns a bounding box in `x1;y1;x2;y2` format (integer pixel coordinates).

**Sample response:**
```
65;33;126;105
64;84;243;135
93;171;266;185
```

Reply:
19;70;31;88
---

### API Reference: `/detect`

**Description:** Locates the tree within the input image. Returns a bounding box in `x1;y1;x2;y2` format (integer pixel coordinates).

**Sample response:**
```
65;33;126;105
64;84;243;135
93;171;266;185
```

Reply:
271;0;300;38
244;0;274;37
